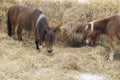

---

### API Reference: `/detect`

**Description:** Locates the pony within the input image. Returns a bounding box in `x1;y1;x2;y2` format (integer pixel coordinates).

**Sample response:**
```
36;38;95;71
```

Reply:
83;14;120;61
7;4;55;53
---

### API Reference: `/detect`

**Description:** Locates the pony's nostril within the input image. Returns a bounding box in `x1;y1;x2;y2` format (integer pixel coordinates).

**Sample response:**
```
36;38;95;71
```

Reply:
47;50;53;53
90;42;94;46
88;42;94;46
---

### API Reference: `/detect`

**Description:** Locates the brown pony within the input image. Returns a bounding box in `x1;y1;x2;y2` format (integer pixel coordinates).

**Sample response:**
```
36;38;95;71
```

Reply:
83;14;120;61
7;4;55;53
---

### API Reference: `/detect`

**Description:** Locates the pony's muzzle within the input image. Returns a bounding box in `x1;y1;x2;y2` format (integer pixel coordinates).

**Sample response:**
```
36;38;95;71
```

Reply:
47;49;53;53
86;39;94;46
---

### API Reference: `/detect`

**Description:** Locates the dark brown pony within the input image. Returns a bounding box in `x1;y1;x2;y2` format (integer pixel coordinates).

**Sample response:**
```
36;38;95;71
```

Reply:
7;4;55;53
83;14;120;61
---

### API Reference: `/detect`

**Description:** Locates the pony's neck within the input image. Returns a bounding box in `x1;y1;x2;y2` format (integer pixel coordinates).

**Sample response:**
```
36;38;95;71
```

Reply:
43;20;50;30
94;18;109;34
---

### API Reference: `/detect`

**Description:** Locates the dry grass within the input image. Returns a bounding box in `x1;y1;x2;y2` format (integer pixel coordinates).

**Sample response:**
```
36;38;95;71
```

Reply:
0;0;120;80
1;0;120;45
60;0;120;45
0;33;120;80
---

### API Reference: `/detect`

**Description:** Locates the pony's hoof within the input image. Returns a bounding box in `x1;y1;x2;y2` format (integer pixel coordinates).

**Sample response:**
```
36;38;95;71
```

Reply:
108;58;114;62
109;56;114;62
39;45;43;49
18;38;23;41
108;59;114;62
19;40;23;41
36;47;39;50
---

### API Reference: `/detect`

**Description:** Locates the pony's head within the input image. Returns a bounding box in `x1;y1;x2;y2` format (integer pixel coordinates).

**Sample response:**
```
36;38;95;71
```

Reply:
44;29;55;53
83;22;101;46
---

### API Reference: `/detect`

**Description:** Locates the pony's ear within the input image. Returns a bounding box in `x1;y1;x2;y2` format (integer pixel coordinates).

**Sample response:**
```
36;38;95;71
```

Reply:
85;22;91;30
53;27;60;34
53;29;57;33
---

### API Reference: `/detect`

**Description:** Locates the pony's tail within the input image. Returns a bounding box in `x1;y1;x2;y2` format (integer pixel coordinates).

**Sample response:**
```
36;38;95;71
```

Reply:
7;11;12;37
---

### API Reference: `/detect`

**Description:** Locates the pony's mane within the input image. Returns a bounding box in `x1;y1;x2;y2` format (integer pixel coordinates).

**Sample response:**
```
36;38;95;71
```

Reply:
90;13;120;23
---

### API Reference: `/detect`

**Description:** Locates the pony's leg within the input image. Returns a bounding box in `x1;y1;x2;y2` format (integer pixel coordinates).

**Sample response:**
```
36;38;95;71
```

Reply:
11;24;16;37
38;35;43;49
35;39;39;49
17;26;23;41
38;41;43;49
109;37;116;61
36;39;43;49
35;34;39;49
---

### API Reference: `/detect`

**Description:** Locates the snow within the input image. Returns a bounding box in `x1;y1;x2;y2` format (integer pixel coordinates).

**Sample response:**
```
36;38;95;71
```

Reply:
74;73;111;80
77;0;88;3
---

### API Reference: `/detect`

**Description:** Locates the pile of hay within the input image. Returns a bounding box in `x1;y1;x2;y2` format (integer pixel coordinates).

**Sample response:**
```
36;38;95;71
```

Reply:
1;0;120;46
60;0;120;46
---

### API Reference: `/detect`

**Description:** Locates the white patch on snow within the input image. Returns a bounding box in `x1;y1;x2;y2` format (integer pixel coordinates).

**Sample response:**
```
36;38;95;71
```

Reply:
36;69;47;76
77;0;88;3
74;73;111;80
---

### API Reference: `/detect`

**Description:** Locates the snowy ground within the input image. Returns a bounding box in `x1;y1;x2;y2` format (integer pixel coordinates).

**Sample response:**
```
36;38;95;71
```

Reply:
74;73;112;80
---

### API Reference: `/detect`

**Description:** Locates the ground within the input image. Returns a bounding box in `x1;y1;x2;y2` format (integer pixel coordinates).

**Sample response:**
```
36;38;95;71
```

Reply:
0;33;120;80
1;0;120;80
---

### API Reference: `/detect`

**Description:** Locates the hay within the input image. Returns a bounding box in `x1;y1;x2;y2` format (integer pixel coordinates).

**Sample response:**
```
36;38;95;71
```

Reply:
60;0;120;46
2;0;120;46
61;53;81;71
0;33;120;80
